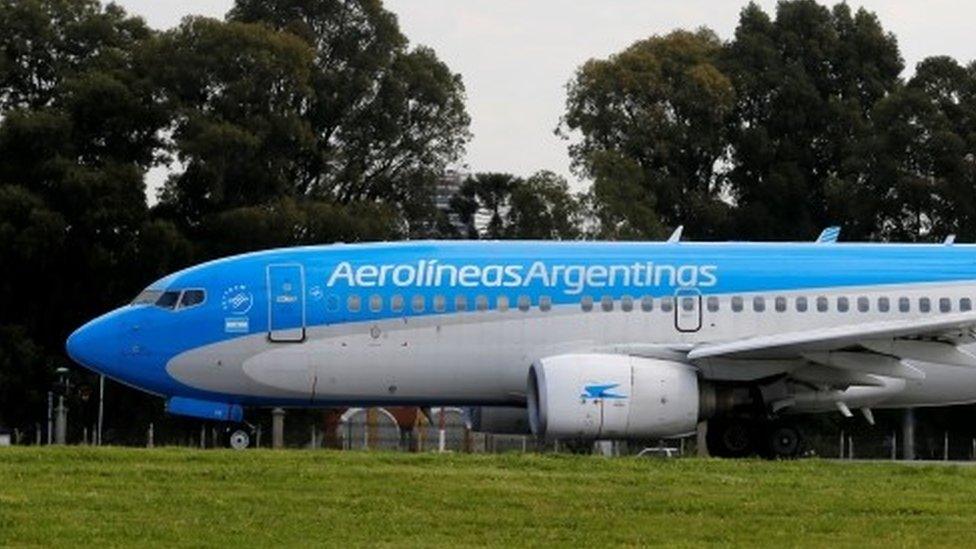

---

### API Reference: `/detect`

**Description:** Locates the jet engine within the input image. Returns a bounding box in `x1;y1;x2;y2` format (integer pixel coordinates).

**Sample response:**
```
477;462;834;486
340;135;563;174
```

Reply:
527;354;700;440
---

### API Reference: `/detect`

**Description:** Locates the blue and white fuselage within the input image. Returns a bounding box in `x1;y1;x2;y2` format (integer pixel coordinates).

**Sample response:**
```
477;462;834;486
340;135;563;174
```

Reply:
67;240;976;450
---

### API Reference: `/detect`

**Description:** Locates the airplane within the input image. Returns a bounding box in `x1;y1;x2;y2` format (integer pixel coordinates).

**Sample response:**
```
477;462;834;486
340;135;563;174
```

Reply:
65;227;976;457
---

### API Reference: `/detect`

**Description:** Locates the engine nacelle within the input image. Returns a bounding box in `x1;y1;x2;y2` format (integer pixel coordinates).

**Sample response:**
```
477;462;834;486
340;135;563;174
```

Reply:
466;406;531;435
527;354;699;440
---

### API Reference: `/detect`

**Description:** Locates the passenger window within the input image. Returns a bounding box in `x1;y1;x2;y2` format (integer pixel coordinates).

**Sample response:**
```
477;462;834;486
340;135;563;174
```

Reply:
581;295;594;312
878;297;890;313
327;294;340;312
774;296;786;312
601;295;614;312
434;295;446;313
962;298;973;312
706;296;719;312
412;295;425;313
753;296;765;312
497;296;509;312
476;295;488;311
640;296;654;312
660;297;674;313
816;296;828;312
681;296;695;311
369;294;382;313
621;295;634;312
796;296;808;312
898;297;910;312
179;289;205;308
837;297;849;313
347;295;361;313
155;291;180;310
857;296;869;313
919;297;931;313
939;297;951;313
518;295;531;312
731;296;743;312
391;294;404;313
455;295;468;312
539;296;552;312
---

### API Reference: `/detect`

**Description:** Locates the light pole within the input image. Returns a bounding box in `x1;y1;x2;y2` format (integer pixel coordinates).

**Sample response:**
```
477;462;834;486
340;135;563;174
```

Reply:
54;366;69;445
97;375;104;446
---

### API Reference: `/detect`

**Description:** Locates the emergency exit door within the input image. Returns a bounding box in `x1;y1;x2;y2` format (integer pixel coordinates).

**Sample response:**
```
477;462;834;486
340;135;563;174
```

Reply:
267;264;306;342
674;287;702;333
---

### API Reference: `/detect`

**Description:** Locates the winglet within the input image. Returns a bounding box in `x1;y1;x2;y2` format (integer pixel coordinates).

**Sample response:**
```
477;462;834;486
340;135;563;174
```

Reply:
944;234;956;245
816;226;840;244
667;225;683;243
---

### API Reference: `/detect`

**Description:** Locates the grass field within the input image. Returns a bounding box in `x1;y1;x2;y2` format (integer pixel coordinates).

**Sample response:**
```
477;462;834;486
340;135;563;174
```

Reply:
3;449;976;547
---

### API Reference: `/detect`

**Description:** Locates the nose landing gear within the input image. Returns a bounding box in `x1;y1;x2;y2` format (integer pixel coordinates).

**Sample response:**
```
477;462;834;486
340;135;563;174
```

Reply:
224;422;256;450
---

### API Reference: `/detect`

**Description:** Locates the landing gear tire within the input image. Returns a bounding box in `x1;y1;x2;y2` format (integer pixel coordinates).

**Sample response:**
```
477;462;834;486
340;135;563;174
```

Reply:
228;429;251;450
706;418;756;458
764;423;802;459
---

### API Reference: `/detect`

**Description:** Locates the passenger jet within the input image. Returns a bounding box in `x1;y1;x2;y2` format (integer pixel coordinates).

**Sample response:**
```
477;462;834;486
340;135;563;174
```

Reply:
66;228;976;457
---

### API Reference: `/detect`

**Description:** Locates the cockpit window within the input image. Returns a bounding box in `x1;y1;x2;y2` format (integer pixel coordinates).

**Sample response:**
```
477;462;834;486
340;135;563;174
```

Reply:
155;291;180;310
179;289;206;309
132;289;163;305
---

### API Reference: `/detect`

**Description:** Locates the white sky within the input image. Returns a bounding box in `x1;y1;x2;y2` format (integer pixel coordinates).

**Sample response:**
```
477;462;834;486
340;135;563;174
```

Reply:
114;0;976;196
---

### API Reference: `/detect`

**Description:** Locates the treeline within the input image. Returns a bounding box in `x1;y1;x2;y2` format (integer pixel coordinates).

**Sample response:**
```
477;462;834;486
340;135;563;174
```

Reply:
1;0;976;435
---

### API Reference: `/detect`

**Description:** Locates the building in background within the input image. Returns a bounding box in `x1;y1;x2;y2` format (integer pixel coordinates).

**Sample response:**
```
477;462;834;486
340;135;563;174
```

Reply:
434;169;471;236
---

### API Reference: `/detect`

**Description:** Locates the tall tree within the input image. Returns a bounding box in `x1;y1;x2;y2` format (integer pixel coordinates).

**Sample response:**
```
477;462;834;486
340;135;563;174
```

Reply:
562;29;734;239
228;0;470;232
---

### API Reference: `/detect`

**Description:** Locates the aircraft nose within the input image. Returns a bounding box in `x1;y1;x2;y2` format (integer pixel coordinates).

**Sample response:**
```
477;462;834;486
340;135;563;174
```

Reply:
66;313;120;376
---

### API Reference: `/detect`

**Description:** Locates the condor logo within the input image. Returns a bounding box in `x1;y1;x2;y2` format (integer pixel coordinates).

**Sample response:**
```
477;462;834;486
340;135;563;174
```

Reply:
581;383;627;401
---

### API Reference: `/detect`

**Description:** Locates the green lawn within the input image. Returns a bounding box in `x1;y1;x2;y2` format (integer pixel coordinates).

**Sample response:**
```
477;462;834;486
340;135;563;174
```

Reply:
2;448;976;547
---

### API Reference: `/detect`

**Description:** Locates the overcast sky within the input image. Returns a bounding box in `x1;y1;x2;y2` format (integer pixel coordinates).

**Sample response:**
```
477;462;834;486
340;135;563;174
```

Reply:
114;0;976;195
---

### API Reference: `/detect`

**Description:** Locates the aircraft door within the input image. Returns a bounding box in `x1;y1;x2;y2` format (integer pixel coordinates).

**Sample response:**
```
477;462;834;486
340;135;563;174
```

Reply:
267;264;306;342
674;288;702;333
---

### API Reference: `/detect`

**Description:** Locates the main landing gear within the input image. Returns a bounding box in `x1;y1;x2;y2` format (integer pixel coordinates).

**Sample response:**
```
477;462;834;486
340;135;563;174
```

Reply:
706;417;803;459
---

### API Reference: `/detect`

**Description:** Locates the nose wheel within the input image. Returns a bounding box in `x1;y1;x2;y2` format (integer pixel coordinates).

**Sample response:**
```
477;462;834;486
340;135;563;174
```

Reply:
228;429;251;450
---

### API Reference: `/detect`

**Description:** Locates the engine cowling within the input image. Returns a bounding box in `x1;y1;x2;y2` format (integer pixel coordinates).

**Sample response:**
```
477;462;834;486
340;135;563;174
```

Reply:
527;354;699;440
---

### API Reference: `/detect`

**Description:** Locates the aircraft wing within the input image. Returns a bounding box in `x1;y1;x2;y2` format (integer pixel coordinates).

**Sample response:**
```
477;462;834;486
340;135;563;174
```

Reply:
687;311;976;362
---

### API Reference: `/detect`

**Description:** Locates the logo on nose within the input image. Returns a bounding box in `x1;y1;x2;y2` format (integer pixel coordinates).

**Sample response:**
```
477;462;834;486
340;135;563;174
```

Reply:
221;284;253;315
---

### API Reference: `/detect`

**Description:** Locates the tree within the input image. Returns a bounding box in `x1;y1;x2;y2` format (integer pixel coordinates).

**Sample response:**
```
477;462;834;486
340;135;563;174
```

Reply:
562;29;734;239
228;0;470;231
722;1;903;239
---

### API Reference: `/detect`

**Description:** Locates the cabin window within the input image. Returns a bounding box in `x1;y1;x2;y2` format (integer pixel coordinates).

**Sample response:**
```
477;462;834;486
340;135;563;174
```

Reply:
581;295;594;312
753;296;765;313
621;295;634;312
706;296;719;312
155;291;180;310
369;294;382;313
837;297;849;313
475;295;488;311
731;296;744;312
391;294;404;313
796;296;808;312
518;295;531;312
660;297;674;313
455;295;468;312
601;295;614;312
774;296;787;312
327;295;340;312
179;289;205;309
939;297;951;313
857;296;870;313
347;295;361;313
433;295;446;313
412;295;425;313
539;296;552;312
961;298;972;312
919;297;931;313
681;296;695;312
878;297;890;313
497;296;509;312
816;296;829;312
640;296;654;312
898;297;910;313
